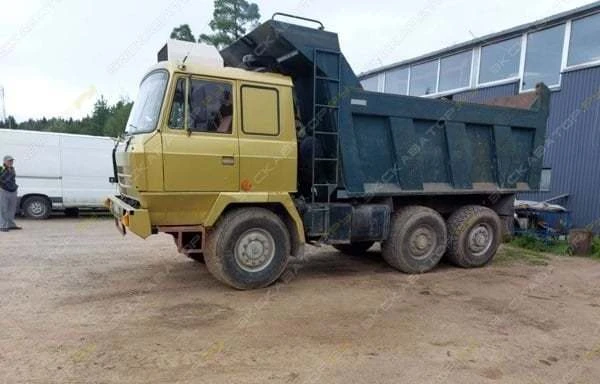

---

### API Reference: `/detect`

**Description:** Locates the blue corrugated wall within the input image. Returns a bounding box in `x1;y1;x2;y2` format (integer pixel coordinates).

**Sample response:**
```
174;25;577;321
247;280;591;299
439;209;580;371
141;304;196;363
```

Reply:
452;69;600;231
453;82;520;103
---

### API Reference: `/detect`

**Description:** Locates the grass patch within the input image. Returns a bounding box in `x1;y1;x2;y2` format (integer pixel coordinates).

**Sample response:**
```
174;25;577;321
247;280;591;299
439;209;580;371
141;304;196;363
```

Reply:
495;244;550;266
501;234;600;264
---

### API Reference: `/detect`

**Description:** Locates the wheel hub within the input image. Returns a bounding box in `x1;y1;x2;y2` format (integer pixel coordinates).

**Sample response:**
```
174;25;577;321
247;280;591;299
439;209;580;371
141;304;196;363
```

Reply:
30;202;44;215
468;223;493;256
409;226;436;259
235;228;275;272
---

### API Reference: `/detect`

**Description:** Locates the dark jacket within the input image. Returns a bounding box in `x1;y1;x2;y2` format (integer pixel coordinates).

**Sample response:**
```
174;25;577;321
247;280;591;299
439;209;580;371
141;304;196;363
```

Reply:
0;166;18;192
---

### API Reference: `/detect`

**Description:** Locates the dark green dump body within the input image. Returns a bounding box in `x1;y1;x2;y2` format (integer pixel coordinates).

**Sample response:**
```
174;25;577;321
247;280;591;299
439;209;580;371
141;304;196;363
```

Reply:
221;18;550;200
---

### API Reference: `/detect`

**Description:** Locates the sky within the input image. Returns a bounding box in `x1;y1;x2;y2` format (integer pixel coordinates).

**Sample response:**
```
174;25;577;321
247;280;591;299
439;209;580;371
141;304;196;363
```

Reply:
0;0;596;122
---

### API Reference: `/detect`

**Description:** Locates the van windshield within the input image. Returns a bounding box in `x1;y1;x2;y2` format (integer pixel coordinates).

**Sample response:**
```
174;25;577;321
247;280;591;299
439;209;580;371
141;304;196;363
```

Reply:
125;70;168;135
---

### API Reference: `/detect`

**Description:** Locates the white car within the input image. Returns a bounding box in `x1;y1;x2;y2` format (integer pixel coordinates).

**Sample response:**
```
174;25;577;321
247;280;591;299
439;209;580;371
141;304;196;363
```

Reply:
0;129;117;219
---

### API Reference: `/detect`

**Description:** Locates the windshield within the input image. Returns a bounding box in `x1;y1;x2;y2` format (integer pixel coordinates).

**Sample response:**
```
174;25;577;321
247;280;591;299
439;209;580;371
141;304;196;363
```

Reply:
126;70;169;134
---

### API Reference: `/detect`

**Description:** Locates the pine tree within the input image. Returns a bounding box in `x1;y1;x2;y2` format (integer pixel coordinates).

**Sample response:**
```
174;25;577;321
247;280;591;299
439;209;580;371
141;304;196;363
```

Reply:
198;0;260;48
170;24;196;42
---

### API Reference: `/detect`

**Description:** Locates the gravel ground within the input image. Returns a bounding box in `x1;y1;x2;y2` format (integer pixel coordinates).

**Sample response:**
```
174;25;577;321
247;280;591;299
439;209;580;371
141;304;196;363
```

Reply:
1;215;600;383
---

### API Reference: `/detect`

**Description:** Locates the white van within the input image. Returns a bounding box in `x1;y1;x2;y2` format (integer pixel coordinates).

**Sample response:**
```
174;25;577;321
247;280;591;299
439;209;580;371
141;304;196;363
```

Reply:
0;129;116;219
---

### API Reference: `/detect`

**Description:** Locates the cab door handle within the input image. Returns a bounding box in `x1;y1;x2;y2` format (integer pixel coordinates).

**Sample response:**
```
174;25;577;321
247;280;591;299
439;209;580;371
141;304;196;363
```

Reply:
222;156;235;166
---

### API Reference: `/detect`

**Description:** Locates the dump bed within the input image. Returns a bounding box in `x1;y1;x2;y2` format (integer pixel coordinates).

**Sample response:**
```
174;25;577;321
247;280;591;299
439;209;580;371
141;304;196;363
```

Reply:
221;16;550;200
339;86;549;197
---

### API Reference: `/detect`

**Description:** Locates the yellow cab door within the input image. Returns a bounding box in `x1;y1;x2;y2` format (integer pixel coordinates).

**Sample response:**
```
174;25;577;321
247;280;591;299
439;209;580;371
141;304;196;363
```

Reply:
238;82;297;193
162;75;239;192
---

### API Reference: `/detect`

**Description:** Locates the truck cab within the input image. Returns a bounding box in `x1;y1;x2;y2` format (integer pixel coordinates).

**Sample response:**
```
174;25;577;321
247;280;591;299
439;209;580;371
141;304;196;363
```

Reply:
107;61;305;284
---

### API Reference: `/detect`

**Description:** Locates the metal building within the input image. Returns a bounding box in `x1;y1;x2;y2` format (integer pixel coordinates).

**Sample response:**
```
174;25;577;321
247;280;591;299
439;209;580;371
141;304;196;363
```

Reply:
359;2;600;231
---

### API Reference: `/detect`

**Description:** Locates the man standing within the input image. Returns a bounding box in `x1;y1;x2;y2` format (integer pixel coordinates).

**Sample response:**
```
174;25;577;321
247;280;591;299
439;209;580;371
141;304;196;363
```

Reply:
0;155;21;232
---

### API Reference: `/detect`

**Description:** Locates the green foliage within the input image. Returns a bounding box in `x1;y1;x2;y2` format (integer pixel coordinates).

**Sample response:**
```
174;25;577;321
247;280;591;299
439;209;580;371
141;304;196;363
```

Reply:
170;24;196;42
11;96;132;138
103;100;132;137
591;236;600;259
0;116;17;128
198;0;260;48
510;234;570;255
506;233;600;262
495;245;550;266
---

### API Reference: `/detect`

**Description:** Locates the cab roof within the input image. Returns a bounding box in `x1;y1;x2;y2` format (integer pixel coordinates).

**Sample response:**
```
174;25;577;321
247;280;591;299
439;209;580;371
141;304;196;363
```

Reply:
144;61;293;87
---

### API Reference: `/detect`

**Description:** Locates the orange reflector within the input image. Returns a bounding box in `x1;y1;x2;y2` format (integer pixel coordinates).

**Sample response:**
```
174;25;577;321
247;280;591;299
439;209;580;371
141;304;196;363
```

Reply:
121;213;130;227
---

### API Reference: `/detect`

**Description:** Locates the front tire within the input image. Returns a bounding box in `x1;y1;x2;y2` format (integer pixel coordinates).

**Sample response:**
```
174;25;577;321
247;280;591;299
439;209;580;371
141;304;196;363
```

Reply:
446;205;502;268
382;206;447;274
22;196;51;219
205;208;291;290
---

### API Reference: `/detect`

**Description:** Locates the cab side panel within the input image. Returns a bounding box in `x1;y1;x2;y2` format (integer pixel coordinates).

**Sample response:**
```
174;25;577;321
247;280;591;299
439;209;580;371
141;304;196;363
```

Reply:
238;82;297;193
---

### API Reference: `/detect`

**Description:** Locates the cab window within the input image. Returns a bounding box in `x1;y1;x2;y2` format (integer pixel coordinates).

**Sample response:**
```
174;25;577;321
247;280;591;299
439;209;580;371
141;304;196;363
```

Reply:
168;77;233;134
241;85;279;136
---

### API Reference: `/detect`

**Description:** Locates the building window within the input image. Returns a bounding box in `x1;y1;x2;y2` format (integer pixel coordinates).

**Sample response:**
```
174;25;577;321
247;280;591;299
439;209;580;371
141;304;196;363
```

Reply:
384;67;408;95
540;168;552;191
522;24;565;90
568;12;600;67
478;37;521;84
361;76;378;91
409;60;438;96
439;51;472;92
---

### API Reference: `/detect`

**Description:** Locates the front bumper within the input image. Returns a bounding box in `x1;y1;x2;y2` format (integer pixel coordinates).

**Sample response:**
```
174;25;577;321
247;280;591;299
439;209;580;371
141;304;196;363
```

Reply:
105;195;152;239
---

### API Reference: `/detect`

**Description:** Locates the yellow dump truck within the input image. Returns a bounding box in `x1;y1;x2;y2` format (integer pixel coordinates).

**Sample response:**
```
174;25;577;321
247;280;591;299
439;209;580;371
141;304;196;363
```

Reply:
107;14;550;289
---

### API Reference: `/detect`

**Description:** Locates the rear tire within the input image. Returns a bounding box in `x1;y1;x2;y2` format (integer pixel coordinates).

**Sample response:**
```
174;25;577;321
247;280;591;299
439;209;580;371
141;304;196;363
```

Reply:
382;206;447;274
446;205;502;268
333;241;375;256
22;196;51;220
205;208;291;290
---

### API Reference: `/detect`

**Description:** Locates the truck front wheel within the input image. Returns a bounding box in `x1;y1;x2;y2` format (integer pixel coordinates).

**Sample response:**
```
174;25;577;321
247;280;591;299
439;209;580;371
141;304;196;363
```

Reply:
446;205;502;268
382;206;447;274
205;208;291;290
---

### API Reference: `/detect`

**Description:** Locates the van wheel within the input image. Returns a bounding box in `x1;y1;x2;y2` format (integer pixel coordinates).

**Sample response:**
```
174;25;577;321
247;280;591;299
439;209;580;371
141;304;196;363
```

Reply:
446;205;502;268
333;241;375;256
205;208;291;290
382;206;447;274
22;196;51;219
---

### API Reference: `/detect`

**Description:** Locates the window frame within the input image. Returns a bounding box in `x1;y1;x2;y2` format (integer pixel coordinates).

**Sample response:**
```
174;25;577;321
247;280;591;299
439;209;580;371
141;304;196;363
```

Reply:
240;84;281;137
383;66;409;95
539;168;552;192
408;59;439;96
360;75;379;91
477;35;524;87
167;75;187;130
564;11;600;72
166;74;235;135
363;10;600;98
520;24;566;92
125;69;170;135
438;49;474;93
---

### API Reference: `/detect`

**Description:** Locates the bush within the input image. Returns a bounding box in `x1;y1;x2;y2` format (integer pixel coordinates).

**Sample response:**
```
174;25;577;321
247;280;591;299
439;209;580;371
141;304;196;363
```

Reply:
510;234;570;255
591;236;600;259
